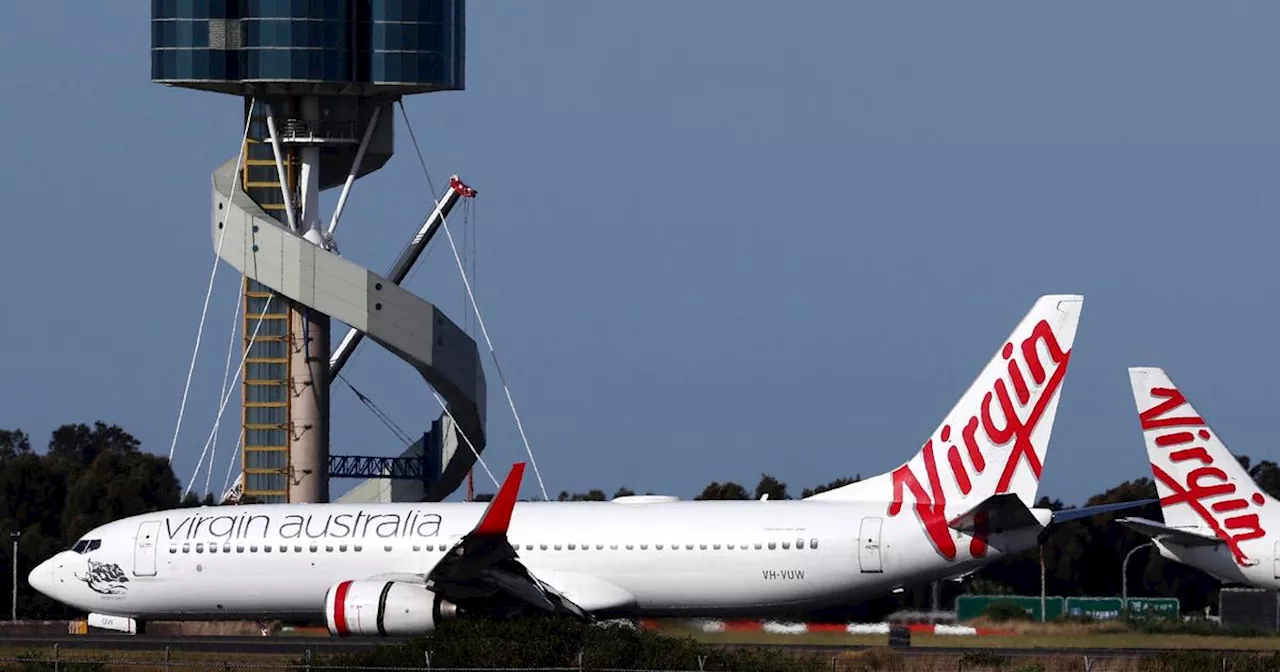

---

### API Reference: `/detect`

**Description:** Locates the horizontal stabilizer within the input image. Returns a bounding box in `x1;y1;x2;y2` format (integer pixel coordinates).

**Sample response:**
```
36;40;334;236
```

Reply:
1049;499;1158;525
1117;517;1223;547
947;493;1040;535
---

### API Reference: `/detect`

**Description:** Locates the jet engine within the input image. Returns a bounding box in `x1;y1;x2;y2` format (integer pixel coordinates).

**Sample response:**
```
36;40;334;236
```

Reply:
324;580;459;637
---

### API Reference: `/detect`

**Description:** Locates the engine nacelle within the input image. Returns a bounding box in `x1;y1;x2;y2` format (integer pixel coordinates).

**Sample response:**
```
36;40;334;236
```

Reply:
324;580;458;637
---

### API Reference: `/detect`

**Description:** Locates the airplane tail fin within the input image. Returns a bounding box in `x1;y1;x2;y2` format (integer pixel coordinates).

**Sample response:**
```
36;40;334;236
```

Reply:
807;294;1083;512
1126;367;1270;564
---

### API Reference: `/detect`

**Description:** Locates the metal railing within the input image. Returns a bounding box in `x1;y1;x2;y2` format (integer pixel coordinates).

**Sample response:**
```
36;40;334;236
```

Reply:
275;119;362;143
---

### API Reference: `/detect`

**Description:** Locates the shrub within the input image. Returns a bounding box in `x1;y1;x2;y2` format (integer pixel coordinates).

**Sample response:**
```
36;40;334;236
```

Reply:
306;616;826;672
983;601;1033;622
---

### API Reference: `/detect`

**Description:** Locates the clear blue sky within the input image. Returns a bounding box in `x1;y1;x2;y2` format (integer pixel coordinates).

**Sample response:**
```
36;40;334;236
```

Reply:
2;2;1278;504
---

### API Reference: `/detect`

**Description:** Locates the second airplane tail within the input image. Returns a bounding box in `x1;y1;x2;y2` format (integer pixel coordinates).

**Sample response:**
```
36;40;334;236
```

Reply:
808;294;1083;532
1124;367;1272;565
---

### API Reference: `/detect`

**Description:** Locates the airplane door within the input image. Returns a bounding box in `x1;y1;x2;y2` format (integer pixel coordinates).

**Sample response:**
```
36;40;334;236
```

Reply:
133;521;161;577
858;517;883;573
1273;540;1280;580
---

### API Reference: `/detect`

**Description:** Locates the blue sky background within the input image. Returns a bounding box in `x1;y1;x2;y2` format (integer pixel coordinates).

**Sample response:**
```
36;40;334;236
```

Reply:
2;2;1278;504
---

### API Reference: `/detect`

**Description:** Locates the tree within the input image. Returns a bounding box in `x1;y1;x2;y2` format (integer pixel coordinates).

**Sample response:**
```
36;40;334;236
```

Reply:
694;481;749;500
557;490;607;502
1249;460;1280;500
47;422;142;467
612;488;635;499
0;429;32;460
800;476;860;499
753;474;789;500
181;492;217;507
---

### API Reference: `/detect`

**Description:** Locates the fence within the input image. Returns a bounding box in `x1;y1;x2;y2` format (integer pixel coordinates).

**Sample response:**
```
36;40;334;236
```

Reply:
1;649;1277;672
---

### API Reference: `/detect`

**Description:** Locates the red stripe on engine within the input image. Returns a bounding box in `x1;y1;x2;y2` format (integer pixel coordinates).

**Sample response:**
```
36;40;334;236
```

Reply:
333;581;352;636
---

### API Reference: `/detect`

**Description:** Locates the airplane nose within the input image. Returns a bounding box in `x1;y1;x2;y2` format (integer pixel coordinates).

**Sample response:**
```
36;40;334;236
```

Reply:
27;558;54;597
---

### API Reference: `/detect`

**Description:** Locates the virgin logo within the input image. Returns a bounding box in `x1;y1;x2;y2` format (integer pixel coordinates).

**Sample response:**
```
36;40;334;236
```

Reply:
888;320;1070;561
1141;387;1265;566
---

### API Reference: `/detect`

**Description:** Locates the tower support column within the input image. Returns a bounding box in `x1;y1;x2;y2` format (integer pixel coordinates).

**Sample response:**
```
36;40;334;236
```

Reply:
289;304;330;502
289;94;332;503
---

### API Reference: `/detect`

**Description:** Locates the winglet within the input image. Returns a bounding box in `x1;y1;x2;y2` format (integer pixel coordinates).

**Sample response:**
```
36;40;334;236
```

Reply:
473;463;525;536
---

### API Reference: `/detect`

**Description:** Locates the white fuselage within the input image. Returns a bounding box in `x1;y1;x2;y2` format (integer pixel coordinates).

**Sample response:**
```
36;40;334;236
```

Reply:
1155;528;1280;591
30;498;1044;621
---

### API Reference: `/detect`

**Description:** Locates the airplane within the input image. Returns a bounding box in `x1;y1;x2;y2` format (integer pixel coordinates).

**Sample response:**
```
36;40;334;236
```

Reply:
1117;367;1280;588
28;294;1145;636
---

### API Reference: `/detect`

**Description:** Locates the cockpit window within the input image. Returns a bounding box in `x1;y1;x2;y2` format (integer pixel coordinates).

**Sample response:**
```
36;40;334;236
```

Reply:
71;539;101;554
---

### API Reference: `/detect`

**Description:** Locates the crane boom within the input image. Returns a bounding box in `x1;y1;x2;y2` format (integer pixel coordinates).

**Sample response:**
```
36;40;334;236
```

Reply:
328;175;477;380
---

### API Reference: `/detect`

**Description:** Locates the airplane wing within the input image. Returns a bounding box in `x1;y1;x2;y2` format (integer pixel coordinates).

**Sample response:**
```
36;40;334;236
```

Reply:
1117;516;1223;547
948;494;1159;535
1050;499;1158;524
417;463;592;620
947;493;1040;535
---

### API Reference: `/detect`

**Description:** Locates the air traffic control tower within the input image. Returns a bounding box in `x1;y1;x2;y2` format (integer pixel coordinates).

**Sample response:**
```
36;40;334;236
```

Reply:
151;0;486;504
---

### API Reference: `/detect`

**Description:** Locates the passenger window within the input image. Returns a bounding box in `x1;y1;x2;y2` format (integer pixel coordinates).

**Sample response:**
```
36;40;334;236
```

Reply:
339;544;347;552
781;541;791;550
383;545;392;552
353;545;362;552
811;538;819;549
754;542;763;550
554;544;562;551
195;543;204;553
796;538;804;549
684;543;693;550
223;544;231;553
655;544;663;550
625;544;633;550
182;543;190;553
250;545;259;553
280;545;288;552
413;545;421;552
768;542;776;550
610;544;618;550
169;546;177;554
236;545;245;553
264;545;272;553
596;544;604;550
309;544;318;553
699;544;707;550
713;544;721;550
568;543;576;550
640;544;648;550
294;545;302;553
727;544;735;550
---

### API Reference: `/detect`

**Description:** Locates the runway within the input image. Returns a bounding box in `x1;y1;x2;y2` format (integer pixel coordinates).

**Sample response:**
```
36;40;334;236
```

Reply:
0;633;1214;659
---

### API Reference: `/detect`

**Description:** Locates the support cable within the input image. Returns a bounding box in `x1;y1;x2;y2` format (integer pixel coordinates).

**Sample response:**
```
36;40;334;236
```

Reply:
431;391;499;489
399;101;552;501
204;283;243;497
337;373;415;447
185;293;275;498
221;430;243;498
167;97;256;465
